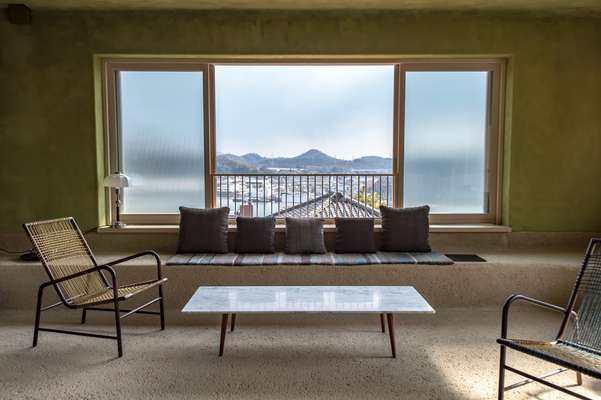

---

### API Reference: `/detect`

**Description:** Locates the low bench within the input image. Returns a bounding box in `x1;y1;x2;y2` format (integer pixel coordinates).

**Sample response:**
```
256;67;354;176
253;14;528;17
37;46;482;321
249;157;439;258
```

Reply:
0;250;582;313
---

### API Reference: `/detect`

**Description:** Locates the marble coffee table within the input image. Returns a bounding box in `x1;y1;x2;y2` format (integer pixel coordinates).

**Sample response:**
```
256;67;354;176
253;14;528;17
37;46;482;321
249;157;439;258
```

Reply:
182;286;435;357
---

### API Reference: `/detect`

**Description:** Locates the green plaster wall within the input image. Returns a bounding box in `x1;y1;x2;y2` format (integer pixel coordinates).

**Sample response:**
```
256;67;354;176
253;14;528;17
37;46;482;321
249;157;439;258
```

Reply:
1;10;600;232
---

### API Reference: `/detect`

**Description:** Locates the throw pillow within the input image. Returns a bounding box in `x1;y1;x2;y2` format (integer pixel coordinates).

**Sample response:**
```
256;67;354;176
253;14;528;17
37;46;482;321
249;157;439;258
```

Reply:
284;217;326;254
235;216;276;253
177;206;230;253
334;218;376;253
379;205;431;252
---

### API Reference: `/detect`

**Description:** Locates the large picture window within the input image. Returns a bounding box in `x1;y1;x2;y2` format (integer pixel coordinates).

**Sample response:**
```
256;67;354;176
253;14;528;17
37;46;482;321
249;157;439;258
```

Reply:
103;58;504;225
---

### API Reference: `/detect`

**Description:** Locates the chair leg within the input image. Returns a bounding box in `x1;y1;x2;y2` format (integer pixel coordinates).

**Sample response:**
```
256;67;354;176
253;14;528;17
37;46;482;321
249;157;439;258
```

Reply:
158;285;166;331
498;345;506;400
380;313;385;333
576;371;583;386
114;300;123;358
32;284;45;347
81;308;87;324
231;313;236;332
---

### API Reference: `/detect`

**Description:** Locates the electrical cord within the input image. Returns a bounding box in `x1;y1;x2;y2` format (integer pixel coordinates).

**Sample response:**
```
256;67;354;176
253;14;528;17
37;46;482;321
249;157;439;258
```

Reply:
0;247;30;255
82;226;99;236
0;225;99;256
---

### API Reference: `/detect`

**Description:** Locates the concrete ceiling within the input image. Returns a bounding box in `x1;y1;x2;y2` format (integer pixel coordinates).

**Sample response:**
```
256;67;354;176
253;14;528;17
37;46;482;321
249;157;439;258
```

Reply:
3;0;601;15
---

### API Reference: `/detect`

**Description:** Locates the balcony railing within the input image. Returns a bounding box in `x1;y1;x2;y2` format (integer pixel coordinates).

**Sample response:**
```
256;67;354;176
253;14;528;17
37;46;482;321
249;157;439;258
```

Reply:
214;173;394;218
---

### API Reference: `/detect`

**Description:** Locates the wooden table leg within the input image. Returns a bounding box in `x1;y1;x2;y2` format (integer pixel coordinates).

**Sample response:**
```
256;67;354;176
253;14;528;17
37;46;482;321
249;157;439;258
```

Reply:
386;313;396;358
219;314;228;357
231;313;236;332
380;313;386;333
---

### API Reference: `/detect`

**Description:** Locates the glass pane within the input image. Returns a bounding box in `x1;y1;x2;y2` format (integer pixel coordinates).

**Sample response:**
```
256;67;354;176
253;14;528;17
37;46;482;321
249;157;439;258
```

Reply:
403;71;489;213
119;71;204;214
214;65;394;217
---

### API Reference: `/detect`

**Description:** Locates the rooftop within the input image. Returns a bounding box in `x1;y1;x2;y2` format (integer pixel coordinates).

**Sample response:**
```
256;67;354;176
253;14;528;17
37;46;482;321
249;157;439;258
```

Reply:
270;191;380;218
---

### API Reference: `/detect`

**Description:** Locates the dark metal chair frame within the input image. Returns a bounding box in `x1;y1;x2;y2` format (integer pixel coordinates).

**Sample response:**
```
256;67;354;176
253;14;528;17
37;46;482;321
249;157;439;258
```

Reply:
24;217;167;358
497;238;601;400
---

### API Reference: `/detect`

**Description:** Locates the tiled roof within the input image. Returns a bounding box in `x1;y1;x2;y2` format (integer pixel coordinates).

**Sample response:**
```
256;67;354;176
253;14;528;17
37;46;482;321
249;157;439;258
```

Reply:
270;192;380;218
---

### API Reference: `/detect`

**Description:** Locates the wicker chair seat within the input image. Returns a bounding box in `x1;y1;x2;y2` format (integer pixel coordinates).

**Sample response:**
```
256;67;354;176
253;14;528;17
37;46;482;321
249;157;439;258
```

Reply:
70;278;168;307
498;338;601;379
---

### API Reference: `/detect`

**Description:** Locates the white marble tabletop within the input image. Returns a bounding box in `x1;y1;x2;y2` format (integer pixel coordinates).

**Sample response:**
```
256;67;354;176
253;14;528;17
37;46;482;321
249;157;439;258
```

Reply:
182;286;435;314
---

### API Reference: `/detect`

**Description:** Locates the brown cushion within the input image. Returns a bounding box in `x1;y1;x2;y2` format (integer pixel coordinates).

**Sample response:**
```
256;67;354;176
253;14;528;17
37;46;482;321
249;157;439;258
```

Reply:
177;206;230;253
235;217;276;253
379;205;431;252
334;218;376;253
284;218;326;254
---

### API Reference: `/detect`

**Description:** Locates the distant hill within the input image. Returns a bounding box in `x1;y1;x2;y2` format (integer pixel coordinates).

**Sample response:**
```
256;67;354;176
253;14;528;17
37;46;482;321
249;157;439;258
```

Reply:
216;154;260;173
291;149;341;165
216;149;392;173
260;149;349;171
351;156;392;170
240;153;265;165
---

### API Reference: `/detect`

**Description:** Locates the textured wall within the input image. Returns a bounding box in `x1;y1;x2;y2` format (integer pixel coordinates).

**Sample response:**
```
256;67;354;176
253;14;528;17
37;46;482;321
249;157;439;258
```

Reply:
1;10;600;232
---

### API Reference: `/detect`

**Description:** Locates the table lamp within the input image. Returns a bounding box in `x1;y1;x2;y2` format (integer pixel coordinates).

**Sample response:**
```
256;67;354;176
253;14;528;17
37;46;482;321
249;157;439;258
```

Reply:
104;172;130;228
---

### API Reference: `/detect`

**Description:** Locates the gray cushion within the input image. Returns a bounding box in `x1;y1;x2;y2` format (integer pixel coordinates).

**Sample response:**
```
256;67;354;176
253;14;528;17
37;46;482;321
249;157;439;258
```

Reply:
236;217;276;253
334;218;376;253
284;218;326;254
379;205;431;252
177;206;229;253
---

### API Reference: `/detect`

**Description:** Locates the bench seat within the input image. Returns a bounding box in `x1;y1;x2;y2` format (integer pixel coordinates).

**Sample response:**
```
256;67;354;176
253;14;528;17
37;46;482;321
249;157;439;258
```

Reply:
0;250;582;311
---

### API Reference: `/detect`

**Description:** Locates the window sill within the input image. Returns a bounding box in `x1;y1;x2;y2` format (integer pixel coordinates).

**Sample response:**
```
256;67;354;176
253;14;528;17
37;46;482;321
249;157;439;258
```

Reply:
96;224;511;234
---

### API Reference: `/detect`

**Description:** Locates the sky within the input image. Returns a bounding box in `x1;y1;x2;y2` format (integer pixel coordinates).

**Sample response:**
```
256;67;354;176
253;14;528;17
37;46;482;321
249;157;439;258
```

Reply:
119;66;488;162
215;65;394;159
120;70;205;161
404;71;488;159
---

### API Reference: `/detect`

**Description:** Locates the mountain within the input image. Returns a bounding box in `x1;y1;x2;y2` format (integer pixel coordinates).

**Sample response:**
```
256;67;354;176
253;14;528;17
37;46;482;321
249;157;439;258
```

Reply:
351;156;392;170
216;149;392;173
240;153;264;165
261;149;350;171
216;154;259;173
292;149;340;165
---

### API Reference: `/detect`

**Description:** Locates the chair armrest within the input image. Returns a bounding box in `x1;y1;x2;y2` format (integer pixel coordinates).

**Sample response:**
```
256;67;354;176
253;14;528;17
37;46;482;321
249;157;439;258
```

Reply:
500;294;577;339
104;250;162;280
38;265;118;308
43;265;118;291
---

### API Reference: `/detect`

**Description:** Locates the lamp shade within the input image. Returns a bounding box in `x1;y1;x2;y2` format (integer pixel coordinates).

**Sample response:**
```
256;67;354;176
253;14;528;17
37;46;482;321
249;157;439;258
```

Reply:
103;173;130;188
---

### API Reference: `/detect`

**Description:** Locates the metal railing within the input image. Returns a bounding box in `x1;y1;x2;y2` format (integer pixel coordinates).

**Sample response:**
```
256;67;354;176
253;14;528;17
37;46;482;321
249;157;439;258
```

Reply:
214;173;394;218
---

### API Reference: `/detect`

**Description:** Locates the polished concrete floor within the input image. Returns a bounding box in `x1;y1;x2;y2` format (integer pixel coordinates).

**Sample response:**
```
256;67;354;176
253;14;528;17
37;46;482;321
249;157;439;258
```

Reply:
0;308;599;400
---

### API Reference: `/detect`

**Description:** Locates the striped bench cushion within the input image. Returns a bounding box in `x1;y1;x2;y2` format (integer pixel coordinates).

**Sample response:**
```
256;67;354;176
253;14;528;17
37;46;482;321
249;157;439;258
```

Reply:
167;252;453;266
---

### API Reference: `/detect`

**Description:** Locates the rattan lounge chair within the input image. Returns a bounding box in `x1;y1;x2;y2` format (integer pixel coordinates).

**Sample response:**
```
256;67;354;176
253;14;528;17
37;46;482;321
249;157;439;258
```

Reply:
24;217;167;358
497;238;601;399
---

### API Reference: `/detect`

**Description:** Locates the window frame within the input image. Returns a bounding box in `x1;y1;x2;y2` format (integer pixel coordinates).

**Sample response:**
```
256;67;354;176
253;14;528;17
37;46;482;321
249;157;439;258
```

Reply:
398;60;505;224
101;57;504;226
103;59;212;225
